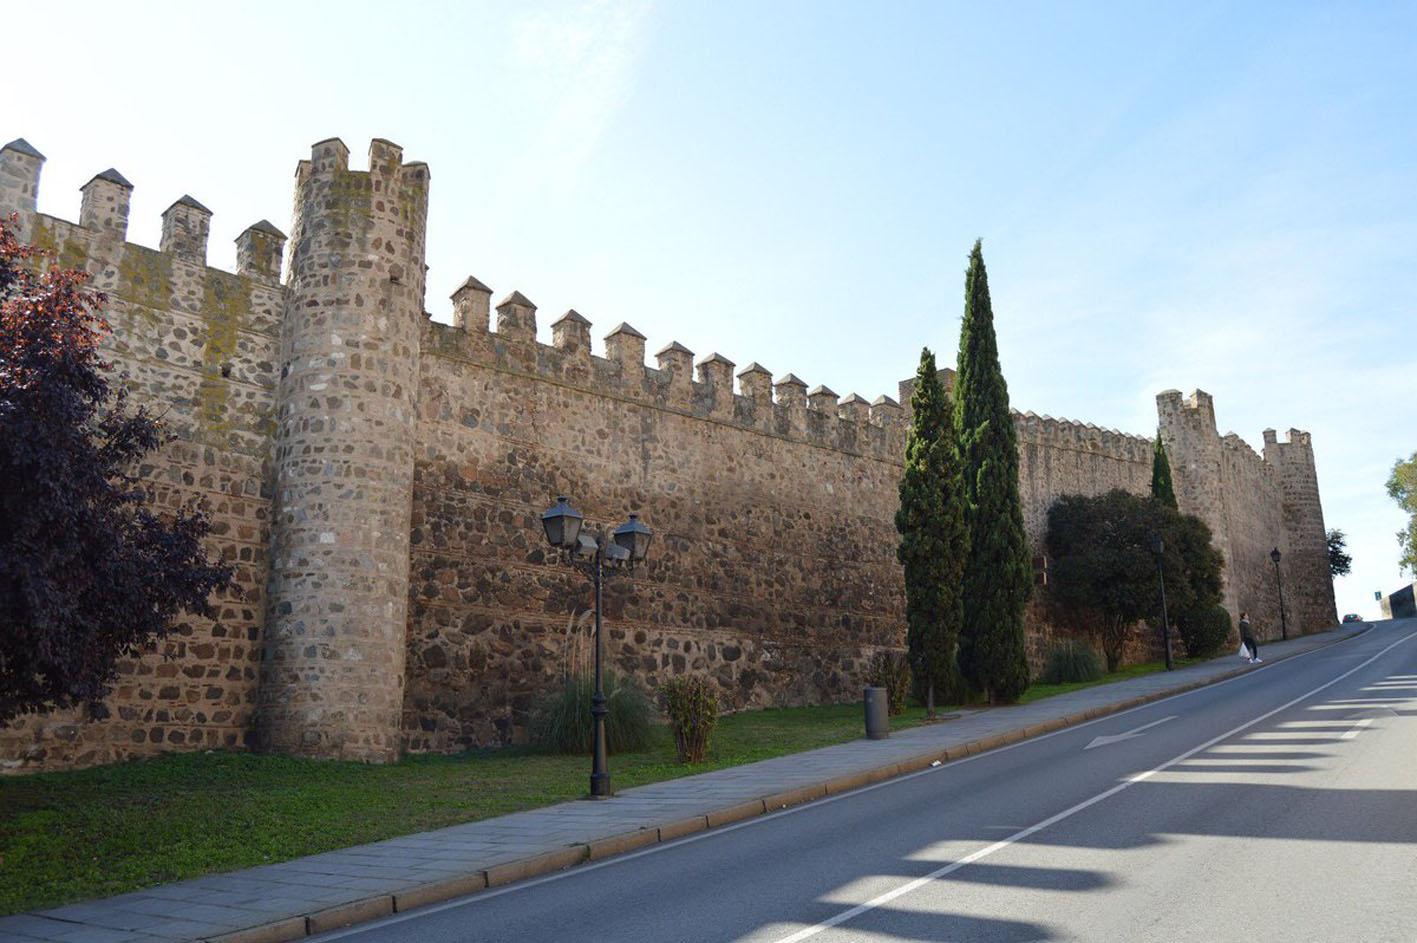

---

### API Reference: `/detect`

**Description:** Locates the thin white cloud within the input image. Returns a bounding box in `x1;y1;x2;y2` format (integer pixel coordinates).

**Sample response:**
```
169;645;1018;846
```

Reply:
508;0;655;185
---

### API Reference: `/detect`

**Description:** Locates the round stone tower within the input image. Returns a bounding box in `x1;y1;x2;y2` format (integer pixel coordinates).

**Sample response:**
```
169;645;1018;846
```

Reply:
257;138;429;762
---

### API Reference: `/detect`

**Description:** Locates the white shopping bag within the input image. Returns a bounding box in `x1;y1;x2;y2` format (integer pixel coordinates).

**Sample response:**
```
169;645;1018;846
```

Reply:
1237;642;1251;659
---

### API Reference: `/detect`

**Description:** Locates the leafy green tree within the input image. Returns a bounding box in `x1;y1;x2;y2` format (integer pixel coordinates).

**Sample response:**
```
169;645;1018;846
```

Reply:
1326;528;1353;578
1388;453;1417;575
1168;513;1226;651
954;241;1030;702
895;348;967;716
1151;430;1177;508
1046;491;1158;671
1045;489;1223;670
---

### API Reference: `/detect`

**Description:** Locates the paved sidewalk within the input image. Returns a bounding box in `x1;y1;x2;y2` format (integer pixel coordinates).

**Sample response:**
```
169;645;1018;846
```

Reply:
1;626;1365;943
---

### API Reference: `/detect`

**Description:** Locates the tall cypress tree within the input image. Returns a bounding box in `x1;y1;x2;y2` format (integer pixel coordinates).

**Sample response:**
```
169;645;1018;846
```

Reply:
1151;430;1178;508
895;348;967;716
954;241;1031;703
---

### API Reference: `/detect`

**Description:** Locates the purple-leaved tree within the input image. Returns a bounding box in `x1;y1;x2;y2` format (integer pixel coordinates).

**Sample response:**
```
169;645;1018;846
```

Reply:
0;216;231;723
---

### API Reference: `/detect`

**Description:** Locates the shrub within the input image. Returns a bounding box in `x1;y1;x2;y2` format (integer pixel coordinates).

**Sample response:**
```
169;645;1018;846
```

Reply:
866;651;911;715
1038;638;1105;684
660;676;719;764
528;671;654;755
1178;605;1232;658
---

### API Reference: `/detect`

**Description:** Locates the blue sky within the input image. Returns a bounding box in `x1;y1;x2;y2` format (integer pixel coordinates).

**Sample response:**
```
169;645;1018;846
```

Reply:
7;0;1414;619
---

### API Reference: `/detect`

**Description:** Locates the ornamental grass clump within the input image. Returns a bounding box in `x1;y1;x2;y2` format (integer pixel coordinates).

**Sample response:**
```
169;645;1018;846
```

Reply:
866;651;911;715
528;671;654;755
660;676;719;764
1038;638;1105;684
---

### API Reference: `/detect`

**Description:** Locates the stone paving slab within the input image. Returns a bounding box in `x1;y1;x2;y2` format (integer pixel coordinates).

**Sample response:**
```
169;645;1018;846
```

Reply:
0;627;1364;943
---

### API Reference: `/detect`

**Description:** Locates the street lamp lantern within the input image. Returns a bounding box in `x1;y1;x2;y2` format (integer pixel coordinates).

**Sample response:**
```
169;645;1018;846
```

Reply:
541;496;584;550
614;513;653;562
1270;546;1289;641
1148;532;1174;671
540;497;652;798
604;541;631;567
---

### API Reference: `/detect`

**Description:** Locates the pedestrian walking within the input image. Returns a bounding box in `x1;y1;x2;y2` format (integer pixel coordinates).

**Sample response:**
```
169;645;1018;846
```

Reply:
1239;611;1261;663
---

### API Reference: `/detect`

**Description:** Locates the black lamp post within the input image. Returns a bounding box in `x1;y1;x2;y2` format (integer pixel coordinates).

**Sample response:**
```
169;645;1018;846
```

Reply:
540;497;651;798
1270;547;1289;641
1148;533;1174;670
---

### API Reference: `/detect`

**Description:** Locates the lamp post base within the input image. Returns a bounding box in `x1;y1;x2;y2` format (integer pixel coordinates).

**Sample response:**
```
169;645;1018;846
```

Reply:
589;773;613;798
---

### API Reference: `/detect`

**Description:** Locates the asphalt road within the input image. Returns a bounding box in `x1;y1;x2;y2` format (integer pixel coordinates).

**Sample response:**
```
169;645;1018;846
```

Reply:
314;618;1417;942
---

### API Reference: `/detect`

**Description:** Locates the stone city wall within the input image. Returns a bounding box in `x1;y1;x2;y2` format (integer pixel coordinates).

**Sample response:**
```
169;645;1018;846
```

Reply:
1011;412;1157;666
0;135;1338;772
403;307;908;751
1217;433;1288;639
1159;390;1336;644
0;142;281;771
1014;411;1154;546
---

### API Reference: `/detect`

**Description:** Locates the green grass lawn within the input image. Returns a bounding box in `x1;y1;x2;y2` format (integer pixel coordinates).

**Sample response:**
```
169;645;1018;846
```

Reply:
0;703;934;914
0;657;1195;915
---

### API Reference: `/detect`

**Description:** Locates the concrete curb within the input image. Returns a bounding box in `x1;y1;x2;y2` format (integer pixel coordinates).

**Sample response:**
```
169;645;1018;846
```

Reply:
196;628;1365;942
207;918;308;943
304;897;393;936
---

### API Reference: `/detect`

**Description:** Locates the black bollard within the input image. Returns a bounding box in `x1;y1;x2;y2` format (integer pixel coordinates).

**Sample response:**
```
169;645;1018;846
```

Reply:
864;686;889;740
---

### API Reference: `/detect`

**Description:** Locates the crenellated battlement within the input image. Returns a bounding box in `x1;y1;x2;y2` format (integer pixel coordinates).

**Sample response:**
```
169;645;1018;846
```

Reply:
0;138;290;305
1218;432;1280;503
1013;409;1153;464
1156;388;1218;434
1263;427;1314;454
288;137;430;311
422;285;911;462
1220;431;1266;462
0;136;290;467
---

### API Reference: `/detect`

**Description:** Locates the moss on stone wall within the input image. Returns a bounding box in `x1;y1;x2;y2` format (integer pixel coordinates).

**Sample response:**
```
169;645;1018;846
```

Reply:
29;219;88;274
329;169;371;238
117;245;173;313
29;217;55;252
194;270;250;443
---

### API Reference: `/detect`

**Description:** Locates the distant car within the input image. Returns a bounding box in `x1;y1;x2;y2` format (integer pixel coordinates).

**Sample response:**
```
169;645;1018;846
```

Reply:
1342;613;1364;623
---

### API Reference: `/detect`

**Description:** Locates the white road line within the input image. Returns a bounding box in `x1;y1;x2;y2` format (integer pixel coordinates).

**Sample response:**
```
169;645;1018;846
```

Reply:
771;628;1417;943
1340;717;1375;740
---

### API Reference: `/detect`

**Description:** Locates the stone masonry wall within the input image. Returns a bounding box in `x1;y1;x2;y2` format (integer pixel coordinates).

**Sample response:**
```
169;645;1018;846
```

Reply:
1012;412;1156;666
1014;412;1154;546
0;141;281;772
403;309;907;751
1159;390;1336;642
1218;433;1289;640
0;134;1339;771
1264;429;1338;635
